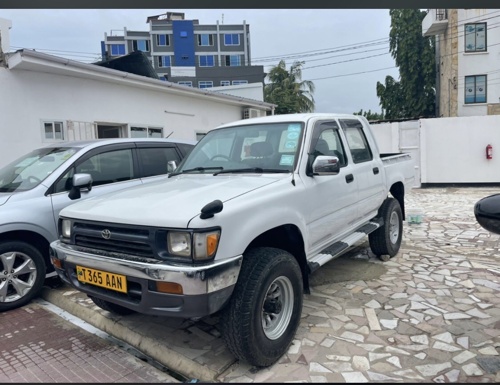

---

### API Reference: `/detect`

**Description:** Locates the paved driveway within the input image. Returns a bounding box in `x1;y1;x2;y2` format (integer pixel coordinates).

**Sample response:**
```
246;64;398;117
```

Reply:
41;187;500;383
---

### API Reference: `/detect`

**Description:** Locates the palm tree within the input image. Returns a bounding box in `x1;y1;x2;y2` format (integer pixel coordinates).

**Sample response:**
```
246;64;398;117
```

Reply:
264;60;315;114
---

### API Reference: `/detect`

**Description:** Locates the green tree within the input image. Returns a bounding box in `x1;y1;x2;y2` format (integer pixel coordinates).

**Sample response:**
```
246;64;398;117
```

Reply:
376;9;436;119
264;60;315;114
353;109;385;121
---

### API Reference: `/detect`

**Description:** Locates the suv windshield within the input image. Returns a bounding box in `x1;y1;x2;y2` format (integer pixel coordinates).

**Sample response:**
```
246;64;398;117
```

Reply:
0;147;78;192
172;122;304;176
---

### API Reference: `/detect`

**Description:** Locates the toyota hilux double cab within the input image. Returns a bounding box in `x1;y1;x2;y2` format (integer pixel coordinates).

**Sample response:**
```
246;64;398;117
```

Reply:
0;137;195;312
50;113;415;367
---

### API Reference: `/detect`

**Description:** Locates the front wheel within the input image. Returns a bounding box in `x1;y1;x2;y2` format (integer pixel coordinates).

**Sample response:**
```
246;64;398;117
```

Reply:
220;247;303;367
369;197;403;261
0;241;46;312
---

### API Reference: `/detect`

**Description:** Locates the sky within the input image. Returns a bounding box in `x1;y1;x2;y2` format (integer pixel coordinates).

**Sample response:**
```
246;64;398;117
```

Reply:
0;9;401;114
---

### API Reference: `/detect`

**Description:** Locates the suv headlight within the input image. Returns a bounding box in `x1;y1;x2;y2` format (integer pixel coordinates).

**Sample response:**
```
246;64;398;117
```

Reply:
61;219;72;239
167;230;220;261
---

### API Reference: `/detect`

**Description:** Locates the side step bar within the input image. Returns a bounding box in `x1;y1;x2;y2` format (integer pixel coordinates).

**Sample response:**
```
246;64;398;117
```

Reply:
307;219;382;274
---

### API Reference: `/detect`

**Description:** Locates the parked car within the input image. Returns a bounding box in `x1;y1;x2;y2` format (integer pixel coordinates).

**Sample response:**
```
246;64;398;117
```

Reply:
0;137;196;312
474;193;500;235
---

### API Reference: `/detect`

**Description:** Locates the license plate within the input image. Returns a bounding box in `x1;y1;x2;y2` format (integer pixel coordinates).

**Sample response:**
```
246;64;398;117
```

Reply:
76;265;127;293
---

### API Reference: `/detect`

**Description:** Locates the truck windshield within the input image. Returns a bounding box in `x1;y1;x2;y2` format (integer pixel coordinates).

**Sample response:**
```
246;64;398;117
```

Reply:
0;147;78;192
173;122;304;175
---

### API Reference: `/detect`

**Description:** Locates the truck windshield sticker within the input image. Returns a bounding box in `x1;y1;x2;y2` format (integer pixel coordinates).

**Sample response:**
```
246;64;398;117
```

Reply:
285;124;301;150
279;154;295;166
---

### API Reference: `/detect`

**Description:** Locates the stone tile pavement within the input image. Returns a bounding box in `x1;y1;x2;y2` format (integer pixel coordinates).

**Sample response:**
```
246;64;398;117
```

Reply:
40;186;500;383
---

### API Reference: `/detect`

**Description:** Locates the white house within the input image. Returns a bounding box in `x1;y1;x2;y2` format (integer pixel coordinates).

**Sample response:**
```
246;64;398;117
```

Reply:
0;18;273;168
422;9;500;117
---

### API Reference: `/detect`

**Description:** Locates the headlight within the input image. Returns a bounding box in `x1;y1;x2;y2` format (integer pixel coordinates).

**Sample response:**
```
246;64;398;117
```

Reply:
167;232;191;257
167;230;220;260
61;219;72;238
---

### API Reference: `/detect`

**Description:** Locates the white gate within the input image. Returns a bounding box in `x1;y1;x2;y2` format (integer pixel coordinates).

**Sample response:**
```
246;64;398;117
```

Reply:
398;121;421;188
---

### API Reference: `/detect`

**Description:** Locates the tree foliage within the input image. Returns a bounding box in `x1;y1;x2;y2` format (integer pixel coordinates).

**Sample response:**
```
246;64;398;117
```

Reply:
376;9;436;119
264;60;315;114
353;109;385;121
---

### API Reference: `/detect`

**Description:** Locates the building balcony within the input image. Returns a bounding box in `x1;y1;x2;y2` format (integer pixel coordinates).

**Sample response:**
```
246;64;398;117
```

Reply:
422;9;448;37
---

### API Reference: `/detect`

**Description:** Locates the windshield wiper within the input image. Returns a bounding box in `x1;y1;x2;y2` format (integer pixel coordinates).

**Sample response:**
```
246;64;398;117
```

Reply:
213;168;290;176
169;166;224;177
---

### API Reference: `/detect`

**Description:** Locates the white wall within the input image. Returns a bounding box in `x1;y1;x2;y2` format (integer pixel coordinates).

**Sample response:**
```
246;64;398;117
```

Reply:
457;9;500;117
371;116;500;185
211;83;264;102
0;68;248;168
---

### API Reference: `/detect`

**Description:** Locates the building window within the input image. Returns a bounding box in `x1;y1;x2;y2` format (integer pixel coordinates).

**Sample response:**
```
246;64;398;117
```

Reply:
224;33;240;46
132;40;150;52
198;34;214;46
110;44;125;56
232;80;248;85
178;81;193;87
465;23;486;52
158;56;171;67
199;55;215;67
156;34;170;46
198;81;213;89
465;75;487;104
225;55;241;67
43;121;64;141
131;126;163;138
220;80;230;86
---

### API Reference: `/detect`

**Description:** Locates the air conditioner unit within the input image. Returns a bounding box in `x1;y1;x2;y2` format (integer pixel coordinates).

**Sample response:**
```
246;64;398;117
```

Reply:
243;108;266;119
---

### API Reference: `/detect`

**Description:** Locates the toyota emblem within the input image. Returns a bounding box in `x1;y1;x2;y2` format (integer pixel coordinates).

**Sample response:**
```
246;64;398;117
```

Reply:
101;229;111;239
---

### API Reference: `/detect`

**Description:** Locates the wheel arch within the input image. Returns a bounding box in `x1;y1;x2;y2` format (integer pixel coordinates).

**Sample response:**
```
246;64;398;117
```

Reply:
389;181;405;220
0;230;51;273
245;224;310;294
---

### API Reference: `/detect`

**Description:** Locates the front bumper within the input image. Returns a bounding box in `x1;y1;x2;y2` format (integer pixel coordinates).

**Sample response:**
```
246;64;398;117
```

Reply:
49;240;241;319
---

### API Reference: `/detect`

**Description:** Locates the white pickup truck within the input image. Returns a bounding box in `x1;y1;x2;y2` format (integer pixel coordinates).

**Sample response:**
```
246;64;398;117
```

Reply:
50;113;415;367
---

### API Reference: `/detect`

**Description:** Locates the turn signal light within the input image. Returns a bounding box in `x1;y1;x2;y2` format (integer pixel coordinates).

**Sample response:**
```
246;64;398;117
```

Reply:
156;281;183;294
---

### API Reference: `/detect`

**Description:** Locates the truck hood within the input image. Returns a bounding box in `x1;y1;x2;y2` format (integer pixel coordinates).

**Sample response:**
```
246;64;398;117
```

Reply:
0;193;12;206
60;174;283;227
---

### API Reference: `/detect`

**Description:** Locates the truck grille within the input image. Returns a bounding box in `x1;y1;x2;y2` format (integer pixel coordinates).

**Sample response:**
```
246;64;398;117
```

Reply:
73;222;154;258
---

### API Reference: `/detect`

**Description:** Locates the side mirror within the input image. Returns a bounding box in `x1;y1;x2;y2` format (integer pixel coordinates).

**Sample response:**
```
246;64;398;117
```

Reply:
68;173;93;200
474;193;500;235
167;160;177;173
312;155;340;176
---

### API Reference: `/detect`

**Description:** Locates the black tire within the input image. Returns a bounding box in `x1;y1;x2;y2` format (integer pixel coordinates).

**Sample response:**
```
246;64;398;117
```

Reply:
220;247;303;367
369;197;403;260
88;295;136;316
0;241;46;312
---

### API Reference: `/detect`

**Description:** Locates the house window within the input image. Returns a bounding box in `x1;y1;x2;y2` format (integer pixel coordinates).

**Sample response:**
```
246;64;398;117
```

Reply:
131;126;163;138
180;31;188;38
465;75;487;104
232;80;248;85
224;33;240;46
156;34;170;46
43;121;64;141
110;44;125;56
198;34;214;46
158;56;171;67
132;40;150;52
465;23;486;52
225;55;241;67
199;55;215;67
178;81;193;87
198;81;213;89
220;80;230;86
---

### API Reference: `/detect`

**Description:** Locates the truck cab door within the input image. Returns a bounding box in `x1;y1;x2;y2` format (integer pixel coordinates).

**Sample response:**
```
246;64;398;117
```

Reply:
339;118;385;222
302;120;359;254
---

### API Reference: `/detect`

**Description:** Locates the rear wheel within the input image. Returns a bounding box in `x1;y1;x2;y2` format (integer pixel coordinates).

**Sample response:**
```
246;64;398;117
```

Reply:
220;247;303;367
88;295;135;315
0;241;46;312
369;197;403;261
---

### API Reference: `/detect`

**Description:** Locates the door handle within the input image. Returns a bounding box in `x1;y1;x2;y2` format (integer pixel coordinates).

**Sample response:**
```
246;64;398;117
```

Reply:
345;174;354;183
373;167;379;175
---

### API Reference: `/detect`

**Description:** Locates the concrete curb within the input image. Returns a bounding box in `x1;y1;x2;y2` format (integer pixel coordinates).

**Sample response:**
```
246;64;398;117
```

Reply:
40;286;224;383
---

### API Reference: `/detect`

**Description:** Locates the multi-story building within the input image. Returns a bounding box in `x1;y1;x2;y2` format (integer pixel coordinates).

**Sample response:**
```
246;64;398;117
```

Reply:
422;9;500;117
101;11;266;89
